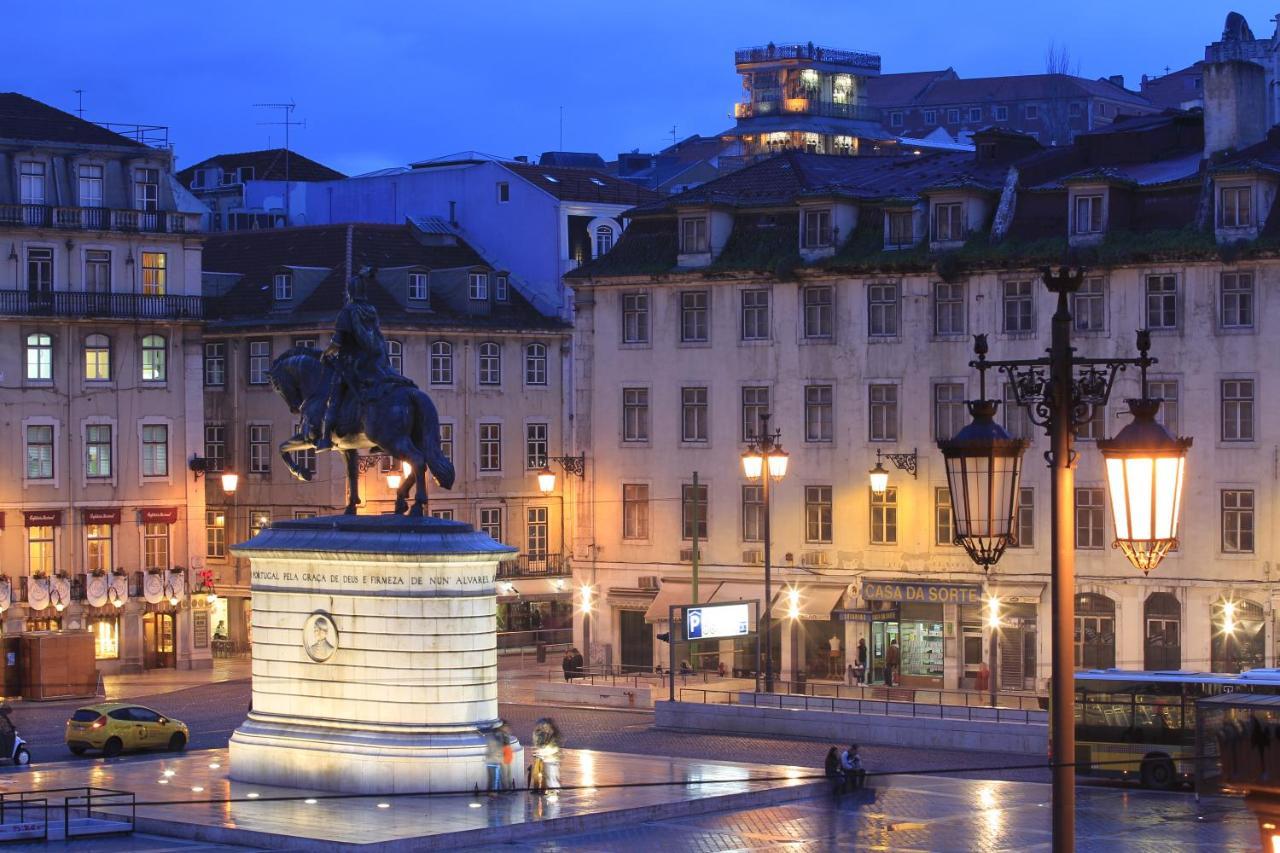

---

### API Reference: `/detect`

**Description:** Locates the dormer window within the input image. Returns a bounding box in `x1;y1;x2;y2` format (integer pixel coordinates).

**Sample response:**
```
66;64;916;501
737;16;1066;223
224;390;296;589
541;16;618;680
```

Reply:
1074;195;1104;235
274;273;293;301
978;143;997;161
1219;186;1252;228
495;274;509;302
408;272;428;301
469;272;489;300
681;217;708;254
594;225;614;257
931;203;963;242
995;106;1009;121
802;209;832;248
947;108;960;123
968;107;981;122
887;211;913;248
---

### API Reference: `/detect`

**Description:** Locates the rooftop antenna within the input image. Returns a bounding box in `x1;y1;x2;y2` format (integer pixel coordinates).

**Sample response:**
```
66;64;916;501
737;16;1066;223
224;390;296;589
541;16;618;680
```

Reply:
559;106;564;151
73;89;84;118
255;100;305;222
670;124;679;146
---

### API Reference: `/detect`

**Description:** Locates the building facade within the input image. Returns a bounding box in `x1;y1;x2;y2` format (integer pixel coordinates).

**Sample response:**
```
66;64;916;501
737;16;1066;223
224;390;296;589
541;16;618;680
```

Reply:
176;148;346;232
567;55;1280;688
0;94;209;673
200;222;574;652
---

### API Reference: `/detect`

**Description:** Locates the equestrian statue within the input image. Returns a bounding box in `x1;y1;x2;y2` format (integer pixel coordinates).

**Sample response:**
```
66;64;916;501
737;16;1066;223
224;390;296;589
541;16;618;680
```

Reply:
267;266;455;516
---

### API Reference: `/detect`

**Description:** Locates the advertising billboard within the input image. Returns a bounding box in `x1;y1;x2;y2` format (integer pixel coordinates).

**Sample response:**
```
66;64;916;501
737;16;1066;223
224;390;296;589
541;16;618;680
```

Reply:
685;602;752;641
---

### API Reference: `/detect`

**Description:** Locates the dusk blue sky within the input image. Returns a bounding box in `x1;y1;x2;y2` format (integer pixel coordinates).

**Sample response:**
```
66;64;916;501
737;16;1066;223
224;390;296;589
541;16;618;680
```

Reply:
7;2;1270;175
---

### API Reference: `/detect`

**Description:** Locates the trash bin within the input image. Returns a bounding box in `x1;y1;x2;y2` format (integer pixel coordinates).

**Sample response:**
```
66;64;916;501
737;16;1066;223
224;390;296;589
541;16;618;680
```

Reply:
792;672;807;695
536;642;547;664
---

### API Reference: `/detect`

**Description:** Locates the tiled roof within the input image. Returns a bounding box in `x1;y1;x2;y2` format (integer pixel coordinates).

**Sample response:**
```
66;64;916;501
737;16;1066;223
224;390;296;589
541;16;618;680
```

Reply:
176;148;345;184
538;151;606;169
202;224;565;331
909;74;1155;108
632;149;1005;213
866;69;957;107
0;93;145;148
501;162;659;205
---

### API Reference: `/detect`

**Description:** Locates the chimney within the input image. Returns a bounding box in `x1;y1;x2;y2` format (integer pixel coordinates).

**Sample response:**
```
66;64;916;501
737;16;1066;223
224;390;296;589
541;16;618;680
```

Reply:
1108;74;1124;88
1203;59;1267;156
514;155;529;163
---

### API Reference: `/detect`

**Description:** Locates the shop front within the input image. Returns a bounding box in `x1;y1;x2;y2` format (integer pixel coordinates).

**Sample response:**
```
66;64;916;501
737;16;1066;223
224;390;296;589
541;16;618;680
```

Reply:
861;579;983;689
496;577;572;652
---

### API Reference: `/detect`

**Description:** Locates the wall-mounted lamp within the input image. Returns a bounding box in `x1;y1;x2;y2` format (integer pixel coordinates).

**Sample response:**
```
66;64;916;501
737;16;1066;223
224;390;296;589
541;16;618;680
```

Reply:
868;447;918;495
220;472;239;494
535;454;586;494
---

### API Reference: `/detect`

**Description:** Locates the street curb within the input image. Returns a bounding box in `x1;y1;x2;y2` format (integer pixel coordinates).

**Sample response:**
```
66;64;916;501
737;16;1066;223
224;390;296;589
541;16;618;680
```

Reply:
129;778;829;851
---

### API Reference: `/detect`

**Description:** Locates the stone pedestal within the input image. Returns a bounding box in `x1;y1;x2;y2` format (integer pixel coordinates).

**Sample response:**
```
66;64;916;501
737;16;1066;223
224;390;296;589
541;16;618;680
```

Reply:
229;515;519;794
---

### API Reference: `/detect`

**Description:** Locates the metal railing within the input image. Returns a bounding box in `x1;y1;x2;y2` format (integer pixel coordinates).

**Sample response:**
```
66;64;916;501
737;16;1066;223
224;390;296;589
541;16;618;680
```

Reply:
496;628;571;650
674;686;1047;725
0;795;46;842
0;787;133;841
0;290;203;321
0;204;196;234
545;664;718;687
735;99;880;123
743;678;1048;711
735;44;881;71
497;553;569;578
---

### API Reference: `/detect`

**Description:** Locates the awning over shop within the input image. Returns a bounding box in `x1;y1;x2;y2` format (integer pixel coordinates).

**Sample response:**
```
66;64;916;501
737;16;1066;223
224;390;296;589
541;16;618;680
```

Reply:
644;580;721;623
709;581;767;606
990;583;1045;605
497;578;571;602
775;584;846;621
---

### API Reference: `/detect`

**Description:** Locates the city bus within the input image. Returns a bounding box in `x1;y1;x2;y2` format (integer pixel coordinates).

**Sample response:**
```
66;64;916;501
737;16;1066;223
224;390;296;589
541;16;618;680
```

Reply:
1075;668;1280;789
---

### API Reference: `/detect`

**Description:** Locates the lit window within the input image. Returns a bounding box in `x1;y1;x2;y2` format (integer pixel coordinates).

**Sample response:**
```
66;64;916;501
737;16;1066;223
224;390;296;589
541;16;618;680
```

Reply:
28;525;54;575
86;524;113;573
84;334;111;381
141;252;166;295
26;333;52;381
206;512;226;560
141;334;166;382
92;617;119;660
86;424;112;478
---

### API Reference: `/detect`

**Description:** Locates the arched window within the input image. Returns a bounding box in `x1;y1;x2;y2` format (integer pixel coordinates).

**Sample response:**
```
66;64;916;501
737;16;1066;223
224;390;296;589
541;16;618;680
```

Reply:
478;342;501;386
429;341;453;385
1074;593;1115;670
594;225;614;258
84;334;111;382
25;333;52;381
1143;592;1181;671
141;334;166;382
386;339;402;374
525;342;547;386
1212;598;1265;673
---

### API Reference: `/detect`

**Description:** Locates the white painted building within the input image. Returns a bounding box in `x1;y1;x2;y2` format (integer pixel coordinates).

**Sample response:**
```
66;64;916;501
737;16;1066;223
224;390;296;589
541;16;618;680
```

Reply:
566;51;1280;690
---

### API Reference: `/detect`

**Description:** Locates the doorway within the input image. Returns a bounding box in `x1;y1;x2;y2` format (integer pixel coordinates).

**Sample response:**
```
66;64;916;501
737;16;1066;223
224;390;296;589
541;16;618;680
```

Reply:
619;610;653;673
870;618;900;684
143;612;175;669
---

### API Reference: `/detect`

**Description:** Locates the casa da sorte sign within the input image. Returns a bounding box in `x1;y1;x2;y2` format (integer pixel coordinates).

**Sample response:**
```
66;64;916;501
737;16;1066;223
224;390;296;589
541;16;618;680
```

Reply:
861;581;982;605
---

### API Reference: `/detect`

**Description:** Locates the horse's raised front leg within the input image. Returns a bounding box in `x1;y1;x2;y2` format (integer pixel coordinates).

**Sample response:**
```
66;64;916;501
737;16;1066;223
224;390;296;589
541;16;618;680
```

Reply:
279;436;315;482
344;449;360;515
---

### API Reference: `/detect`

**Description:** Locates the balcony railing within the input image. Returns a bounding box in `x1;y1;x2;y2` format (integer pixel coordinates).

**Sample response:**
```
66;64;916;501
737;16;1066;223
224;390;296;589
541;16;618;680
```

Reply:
0;290;203;321
0;204;197;234
497;553;569;579
735;44;881;72
736;99;881;123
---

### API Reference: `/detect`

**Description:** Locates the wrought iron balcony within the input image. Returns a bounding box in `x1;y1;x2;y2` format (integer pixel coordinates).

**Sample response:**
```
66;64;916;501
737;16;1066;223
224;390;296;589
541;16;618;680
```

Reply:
735;99;881;123
735;44;881;72
0;204;198;234
497;553;569;579
0;290;203;321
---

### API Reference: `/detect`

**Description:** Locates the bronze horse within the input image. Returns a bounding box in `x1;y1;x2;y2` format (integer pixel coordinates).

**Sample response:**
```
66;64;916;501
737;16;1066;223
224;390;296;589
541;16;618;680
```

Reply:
267;347;455;516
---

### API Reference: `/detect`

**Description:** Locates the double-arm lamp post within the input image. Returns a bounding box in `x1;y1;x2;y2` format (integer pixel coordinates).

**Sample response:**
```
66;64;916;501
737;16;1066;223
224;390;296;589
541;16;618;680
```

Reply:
742;414;789;694
937;267;1192;853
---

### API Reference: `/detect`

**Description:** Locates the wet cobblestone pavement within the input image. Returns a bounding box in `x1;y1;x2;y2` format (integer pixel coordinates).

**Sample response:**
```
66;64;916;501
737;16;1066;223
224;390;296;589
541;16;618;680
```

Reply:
521;774;1253;851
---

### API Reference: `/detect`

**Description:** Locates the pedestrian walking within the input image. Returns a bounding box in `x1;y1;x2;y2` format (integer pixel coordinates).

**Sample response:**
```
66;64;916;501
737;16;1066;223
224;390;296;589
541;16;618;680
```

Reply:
570;648;584;679
561;650;573;682
856;638;868;685
885;639;900;687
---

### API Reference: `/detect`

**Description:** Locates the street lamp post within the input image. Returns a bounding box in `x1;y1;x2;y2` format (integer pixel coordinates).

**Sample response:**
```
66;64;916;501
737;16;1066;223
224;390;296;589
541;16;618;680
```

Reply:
742;414;788;694
937;267;1192;853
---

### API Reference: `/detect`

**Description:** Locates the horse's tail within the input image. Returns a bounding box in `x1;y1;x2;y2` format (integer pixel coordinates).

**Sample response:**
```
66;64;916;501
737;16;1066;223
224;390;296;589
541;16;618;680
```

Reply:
414;391;456;490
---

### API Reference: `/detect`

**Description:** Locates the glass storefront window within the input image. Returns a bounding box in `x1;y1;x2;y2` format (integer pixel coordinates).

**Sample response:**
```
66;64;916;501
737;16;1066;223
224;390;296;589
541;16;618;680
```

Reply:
92;616;119;659
899;603;944;679
26;616;60;632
